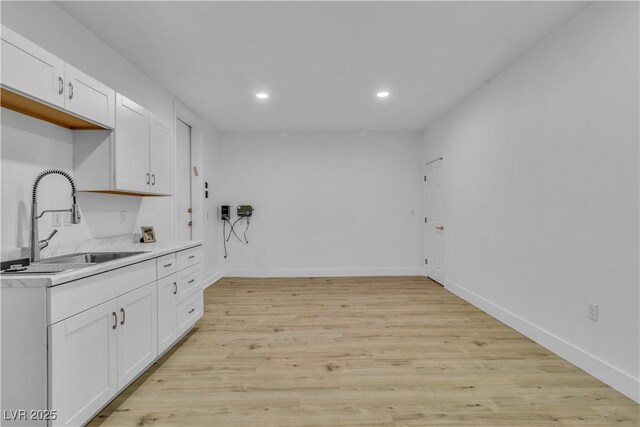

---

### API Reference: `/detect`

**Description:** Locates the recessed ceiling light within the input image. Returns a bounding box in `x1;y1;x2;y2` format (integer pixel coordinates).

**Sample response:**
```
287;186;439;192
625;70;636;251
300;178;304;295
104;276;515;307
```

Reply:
376;91;390;98
256;92;269;99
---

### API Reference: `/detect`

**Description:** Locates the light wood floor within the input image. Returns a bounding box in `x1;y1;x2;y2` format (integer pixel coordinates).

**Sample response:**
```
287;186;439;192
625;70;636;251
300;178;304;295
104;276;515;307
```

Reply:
89;276;639;426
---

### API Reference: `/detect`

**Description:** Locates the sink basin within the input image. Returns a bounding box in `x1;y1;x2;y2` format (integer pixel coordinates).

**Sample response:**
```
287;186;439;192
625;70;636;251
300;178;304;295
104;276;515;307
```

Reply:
39;251;148;265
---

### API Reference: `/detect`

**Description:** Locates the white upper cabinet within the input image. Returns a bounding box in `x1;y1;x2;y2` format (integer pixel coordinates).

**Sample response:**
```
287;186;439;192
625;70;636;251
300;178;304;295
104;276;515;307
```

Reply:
150;113;174;195
1;25;65;108
64;64;115;128
115;93;151;193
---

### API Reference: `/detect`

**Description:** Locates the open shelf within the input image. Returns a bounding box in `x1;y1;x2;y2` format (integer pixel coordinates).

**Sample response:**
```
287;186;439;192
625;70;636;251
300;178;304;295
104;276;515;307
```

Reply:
1;87;107;130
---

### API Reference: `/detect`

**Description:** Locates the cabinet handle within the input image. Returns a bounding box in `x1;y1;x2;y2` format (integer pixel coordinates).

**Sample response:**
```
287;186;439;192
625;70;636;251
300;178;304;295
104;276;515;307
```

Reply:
152;174;156;185
120;308;125;325
58;77;64;95
112;312;117;330
188;308;195;314
188;279;195;284
164;263;172;268
173;282;177;295
146;173;150;184
188;255;195;259
68;82;73;99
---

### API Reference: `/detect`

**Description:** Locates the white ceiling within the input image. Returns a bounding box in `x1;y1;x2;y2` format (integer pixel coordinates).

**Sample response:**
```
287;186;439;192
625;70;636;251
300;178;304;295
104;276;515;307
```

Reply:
57;1;585;131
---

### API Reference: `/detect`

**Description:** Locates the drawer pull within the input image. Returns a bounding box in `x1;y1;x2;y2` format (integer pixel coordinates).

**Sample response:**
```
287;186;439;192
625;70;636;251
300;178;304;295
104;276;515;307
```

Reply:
188;255;195;259
163;263;173;268
173;282;177;295
188;308;195;314
188;279;195;284
112;312;117;330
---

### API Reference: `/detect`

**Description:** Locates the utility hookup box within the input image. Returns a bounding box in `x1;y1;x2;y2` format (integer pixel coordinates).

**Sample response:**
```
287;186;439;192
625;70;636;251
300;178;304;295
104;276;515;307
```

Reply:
237;205;253;217
221;205;230;220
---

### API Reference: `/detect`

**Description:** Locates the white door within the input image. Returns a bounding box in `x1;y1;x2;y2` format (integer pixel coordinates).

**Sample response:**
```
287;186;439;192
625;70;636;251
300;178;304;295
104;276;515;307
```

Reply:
424;159;445;284
64;64;115;128
176;119;193;240
114;93;150;193
117;282;157;388
149;113;173;195
157;274;178;354
49;299;118;427
0;25;65;108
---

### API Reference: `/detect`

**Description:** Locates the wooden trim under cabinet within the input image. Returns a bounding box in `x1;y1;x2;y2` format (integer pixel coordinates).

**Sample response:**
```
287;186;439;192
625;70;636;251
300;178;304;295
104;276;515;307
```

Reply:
0;87;107;130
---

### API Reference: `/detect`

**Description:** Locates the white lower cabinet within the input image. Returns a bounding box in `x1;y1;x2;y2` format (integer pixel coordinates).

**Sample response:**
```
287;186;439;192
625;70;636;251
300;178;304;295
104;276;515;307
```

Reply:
157;274;178;354
116;283;158;388
44;246;202;427
49;299;118;427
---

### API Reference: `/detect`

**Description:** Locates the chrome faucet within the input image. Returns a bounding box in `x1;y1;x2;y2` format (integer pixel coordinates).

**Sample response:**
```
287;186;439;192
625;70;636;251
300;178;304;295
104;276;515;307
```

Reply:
29;169;81;262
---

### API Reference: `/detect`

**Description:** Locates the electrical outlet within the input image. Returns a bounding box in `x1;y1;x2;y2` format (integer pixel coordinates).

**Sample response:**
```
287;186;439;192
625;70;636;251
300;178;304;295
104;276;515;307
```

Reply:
120;211;127;224
64;212;72;226
588;302;598;321
52;212;63;227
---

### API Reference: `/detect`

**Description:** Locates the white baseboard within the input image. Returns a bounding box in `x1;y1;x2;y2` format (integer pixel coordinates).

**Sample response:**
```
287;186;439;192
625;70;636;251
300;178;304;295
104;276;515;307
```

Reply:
445;279;640;403
202;270;223;288
222;267;423;278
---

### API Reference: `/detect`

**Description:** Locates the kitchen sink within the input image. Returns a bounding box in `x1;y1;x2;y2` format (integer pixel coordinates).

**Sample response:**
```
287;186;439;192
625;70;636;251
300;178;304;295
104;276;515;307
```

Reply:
39;251;148;265
1;252;149;274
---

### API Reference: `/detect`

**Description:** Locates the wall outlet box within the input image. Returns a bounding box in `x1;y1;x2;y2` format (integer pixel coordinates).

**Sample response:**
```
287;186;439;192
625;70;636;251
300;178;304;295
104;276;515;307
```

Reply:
588;302;598;321
52;212;63;227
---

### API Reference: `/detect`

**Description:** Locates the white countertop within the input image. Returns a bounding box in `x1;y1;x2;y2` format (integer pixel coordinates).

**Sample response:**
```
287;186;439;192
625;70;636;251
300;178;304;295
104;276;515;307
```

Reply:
1;235;203;288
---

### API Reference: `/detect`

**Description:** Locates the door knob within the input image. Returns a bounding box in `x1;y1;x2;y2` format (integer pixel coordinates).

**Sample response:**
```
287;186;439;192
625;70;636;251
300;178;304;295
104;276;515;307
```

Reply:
435;225;444;231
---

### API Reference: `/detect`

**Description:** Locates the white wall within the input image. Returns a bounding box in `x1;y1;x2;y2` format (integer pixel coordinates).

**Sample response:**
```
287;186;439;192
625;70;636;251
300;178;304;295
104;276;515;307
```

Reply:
1;2;202;259
218;131;423;276
423;2;639;402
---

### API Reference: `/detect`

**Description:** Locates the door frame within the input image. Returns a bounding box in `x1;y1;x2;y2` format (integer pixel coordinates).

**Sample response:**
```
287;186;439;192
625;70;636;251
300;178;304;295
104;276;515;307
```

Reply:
423;157;445;285
173;101;203;242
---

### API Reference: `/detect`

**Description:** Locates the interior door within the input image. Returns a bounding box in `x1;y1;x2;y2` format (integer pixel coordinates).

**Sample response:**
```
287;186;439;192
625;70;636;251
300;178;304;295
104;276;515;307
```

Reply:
150;113;173;195
424;159;445;284
117;282;157;388
176;119;193;240
49;299;118;426
114;93;150;193
64;64;115;128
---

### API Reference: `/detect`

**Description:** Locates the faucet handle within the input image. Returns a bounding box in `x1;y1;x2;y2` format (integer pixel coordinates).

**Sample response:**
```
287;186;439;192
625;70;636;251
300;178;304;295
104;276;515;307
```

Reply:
40;229;58;243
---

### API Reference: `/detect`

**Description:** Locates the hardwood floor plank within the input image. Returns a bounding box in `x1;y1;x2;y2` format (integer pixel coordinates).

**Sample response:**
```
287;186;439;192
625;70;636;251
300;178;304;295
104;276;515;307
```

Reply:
89;276;639;426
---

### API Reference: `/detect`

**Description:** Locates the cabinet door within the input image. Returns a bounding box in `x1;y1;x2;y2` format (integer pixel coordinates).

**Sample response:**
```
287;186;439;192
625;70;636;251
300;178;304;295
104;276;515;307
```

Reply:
64;64;115;128
114;93;150;193
117;282;157;388
0;25;65;108
149;114;173;195
157;274;178;354
49;299;118;427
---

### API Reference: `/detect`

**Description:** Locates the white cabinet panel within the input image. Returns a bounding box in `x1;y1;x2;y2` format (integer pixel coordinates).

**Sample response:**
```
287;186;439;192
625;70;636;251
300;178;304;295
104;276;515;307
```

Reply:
114;93;150;193
64;64;115;128
0;25;65;108
157;274;178;354
117;282;157;388
49;299;117;427
177;291;204;336
176;263;202;304
149;114;173;195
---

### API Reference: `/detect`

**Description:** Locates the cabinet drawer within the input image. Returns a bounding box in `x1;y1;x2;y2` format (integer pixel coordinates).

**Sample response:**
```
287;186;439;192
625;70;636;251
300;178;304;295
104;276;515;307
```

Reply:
48;259;156;325
176;263;202;303
177;291;203;335
176;246;202;271
156;253;176;279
